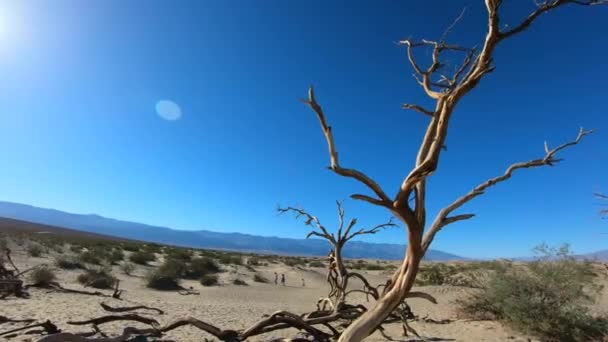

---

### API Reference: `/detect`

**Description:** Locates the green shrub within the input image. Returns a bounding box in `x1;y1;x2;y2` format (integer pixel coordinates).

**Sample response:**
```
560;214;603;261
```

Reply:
200;274;219;286
233;278;248;286
55;256;85;270
185;257;220;279
253;273;269;283
120;262;136;276
77;267;116;289
459;244;608;341
26;243;44;257
129;251;156;265
29;267;56;286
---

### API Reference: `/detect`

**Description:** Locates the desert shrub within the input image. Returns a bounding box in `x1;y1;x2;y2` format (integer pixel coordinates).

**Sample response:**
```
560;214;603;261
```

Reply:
218;254;243;265
200;274;219;286
459;244;608;341
283;258;306;267
146;266;181;290
122;244;140;252
120;262;136;276
417;263;454;285
77;267;116;289
107;248;124;264
233;278;248;286
308;261;325;268
55;255;85;270
158;258;188;278
129;251;156;265
143;244;162;254
253;273;269;283
363;264;387;271
185;257;220;279
166;248;193;261
78;250;103;265
247;257;260;266
29;267;56;286
69;245;83;253
26;243;44;257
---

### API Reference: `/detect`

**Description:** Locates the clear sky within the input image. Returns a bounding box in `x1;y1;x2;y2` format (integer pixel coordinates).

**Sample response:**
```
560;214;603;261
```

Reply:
0;1;606;258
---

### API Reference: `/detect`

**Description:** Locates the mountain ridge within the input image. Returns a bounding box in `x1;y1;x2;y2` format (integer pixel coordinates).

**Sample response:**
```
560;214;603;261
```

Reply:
0;200;463;260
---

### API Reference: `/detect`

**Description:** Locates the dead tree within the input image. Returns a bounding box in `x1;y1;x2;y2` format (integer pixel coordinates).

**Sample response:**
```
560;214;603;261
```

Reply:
279;202;395;311
301;1;604;341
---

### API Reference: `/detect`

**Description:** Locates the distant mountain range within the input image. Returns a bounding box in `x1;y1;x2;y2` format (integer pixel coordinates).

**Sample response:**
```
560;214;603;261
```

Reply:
0;200;464;261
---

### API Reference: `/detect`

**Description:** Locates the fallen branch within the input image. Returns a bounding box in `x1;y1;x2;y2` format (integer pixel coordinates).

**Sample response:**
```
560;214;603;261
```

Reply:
0;320;59;337
100;302;164;315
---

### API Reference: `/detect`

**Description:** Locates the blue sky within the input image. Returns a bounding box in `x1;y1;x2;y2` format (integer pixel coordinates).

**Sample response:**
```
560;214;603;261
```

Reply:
0;1;606;258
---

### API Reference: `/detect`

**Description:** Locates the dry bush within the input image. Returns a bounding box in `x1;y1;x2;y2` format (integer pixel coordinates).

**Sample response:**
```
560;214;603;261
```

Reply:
308;260;325;268
185;257;220;279
129;251;156;265
77;267;116;289
253;273;269;283
54;255;85;270
459;244;608;341
120;262;136;276
217;254;242;266
145;259;186;290
107;248;124;264
247;256;261;266
200;274;219;286
166;248;193;261
232;278;248;286
26;243;45;257
78;250;103;265
29;267;57;287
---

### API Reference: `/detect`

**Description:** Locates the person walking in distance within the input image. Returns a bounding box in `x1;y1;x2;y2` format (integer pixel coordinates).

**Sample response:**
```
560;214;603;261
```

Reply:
274;272;278;285
280;273;286;286
301;277;305;287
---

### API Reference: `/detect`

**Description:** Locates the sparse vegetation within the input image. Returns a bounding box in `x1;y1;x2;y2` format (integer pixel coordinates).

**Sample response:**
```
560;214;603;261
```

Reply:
29;267;57;287
166;248;193;261
55;255;85;270
77;267;116;289
78;250;103;265
218;254;242;266
120;262;136;276
200;274;219;286
459;244;608;341
232;278;247;286
308;260;325;268
185;257;220;279
129;251;156;265
108;248;124;264
26;243;44;257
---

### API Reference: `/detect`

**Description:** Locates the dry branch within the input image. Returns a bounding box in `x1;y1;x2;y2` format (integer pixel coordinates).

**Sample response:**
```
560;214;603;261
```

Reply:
100;302;164;315
422;128;593;253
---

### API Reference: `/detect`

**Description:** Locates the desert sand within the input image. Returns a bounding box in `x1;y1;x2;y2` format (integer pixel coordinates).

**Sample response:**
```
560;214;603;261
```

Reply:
3;244;589;342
